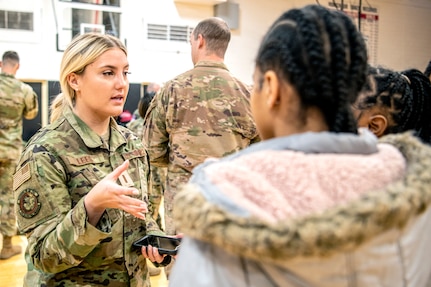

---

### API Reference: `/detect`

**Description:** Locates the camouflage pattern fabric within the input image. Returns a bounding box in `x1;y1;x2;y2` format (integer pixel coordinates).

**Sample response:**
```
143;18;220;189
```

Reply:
143;61;259;235
147;165;166;229
13;106;163;287
127;116;144;140
128;116;167;229
0;159;18;236
0;72;38;237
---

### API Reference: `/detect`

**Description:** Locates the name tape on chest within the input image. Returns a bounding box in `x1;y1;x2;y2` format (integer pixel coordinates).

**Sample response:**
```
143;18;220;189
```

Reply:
68;156;96;166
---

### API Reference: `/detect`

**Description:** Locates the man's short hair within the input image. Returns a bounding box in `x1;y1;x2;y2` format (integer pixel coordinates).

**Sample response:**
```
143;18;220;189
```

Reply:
2;51;20;63
192;17;230;57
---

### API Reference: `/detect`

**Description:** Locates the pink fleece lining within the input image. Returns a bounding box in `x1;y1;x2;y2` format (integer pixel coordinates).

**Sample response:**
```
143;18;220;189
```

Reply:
205;143;406;223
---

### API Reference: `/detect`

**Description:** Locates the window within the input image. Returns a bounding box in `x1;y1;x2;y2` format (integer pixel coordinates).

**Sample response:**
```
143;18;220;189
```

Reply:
60;0;120;7
68;8;120;38
0;10;34;31
55;0;123;50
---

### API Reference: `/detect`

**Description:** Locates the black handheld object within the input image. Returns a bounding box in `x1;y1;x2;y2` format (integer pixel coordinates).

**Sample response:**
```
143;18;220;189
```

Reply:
133;235;182;256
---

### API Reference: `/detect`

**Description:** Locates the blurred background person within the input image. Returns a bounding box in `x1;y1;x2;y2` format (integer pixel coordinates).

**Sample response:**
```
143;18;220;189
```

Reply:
0;50;38;260
128;82;161;139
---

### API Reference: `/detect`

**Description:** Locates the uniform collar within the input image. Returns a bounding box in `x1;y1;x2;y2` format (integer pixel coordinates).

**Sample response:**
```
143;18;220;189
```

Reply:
194;61;228;71
0;72;16;78
63;105;127;150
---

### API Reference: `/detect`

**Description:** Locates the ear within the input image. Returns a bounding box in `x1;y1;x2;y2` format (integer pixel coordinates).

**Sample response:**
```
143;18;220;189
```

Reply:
262;70;281;109
67;73;79;91
368;115;388;137
197;34;204;49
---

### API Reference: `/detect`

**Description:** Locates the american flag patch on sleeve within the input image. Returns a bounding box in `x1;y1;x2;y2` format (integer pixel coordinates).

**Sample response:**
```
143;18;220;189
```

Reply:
13;162;31;191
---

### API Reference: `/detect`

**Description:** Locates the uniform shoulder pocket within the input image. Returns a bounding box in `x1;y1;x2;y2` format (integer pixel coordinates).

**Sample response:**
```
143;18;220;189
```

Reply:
14;162;58;232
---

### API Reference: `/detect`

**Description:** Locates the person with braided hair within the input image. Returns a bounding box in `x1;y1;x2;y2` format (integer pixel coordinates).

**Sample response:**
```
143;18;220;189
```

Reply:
168;4;431;287
353;66;431;144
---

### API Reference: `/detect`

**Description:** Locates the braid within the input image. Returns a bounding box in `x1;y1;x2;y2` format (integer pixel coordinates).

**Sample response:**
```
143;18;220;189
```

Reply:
255;5;367;133
389;73;415;134
339;16;368;103
285;9;333;105
255;14;312;106
320;9;351;132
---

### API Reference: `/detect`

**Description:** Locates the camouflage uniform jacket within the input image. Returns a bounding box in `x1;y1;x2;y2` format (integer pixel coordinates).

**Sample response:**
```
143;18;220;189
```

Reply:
13;106;163;287
143;61;259;232
170;132;431;287
0;72;38;159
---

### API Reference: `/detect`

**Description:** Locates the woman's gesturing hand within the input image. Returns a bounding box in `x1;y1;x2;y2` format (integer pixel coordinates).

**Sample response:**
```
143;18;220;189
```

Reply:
84;160;148;225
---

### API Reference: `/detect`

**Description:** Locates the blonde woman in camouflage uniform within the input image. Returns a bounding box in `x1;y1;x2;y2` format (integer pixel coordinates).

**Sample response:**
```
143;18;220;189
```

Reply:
0;51;38;259
13;33;168;287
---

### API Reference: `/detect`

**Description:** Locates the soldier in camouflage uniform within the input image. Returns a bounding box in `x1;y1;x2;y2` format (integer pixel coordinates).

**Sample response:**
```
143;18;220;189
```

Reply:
143;17;259;251
0;50;38;260
13;33;169;287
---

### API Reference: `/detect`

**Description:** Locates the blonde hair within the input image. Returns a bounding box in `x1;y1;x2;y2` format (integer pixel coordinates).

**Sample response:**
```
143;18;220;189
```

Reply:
50;33;127;123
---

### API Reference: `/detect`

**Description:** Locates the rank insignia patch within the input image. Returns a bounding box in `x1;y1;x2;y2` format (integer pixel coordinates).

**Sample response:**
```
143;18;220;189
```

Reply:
17;189;42;218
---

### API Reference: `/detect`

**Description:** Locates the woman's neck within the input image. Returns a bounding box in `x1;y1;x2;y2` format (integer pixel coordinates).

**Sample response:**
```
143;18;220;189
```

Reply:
275;106;329;138
73;108;110;136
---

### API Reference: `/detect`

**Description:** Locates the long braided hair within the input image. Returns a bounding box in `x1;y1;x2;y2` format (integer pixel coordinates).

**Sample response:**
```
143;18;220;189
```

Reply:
254;5;368;133
355;66;431;144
